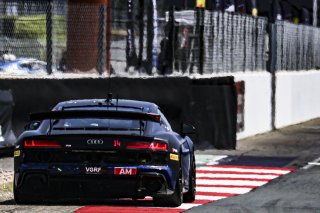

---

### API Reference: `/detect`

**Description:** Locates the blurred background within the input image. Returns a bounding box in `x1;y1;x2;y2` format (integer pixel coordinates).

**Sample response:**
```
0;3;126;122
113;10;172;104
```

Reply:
0;0;319;77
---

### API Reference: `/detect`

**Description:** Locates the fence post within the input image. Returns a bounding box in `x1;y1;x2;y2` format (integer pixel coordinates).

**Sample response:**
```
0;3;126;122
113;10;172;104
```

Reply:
146;2;153;74
267;0;278;130
269;24;277;73
313;0;318;27
97;4;106;75
46;0;53;75
169;6;175;73
0;4;3;39
269;23;277;130
196;7;205;75
126;0;137;70
137;0;145;71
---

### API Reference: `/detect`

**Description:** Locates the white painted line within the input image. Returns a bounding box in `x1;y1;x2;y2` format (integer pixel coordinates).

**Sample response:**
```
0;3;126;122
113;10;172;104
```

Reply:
178;203;202;209
195;155;228;165
195;195;227;201
197;186;252;194
196;173;279;179
308;162;320;166
197;179;267;187
303;157;320;170
197;166;291;175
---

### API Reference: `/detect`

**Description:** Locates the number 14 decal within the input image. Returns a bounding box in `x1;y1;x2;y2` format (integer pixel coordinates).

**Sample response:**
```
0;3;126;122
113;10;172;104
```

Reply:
113;140;121;147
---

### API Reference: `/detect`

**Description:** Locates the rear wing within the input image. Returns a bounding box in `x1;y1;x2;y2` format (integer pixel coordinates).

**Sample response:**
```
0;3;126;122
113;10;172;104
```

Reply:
30;110;161;123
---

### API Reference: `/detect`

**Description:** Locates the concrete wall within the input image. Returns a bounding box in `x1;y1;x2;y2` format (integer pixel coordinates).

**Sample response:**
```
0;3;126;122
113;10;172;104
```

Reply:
234;70;320;140
234;72;272;139
0;77;237;149
276;71;320;128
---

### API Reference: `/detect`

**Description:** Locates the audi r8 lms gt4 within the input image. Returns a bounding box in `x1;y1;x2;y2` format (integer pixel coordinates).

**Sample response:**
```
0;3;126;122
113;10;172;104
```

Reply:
13;97;196;207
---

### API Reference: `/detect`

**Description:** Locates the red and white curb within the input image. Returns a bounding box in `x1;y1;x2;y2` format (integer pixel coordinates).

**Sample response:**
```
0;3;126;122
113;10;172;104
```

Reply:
75;165;294;213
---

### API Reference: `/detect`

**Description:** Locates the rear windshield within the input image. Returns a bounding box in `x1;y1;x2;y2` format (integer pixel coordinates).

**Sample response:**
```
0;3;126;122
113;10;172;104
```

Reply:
52;118;145;131
51;107;148;132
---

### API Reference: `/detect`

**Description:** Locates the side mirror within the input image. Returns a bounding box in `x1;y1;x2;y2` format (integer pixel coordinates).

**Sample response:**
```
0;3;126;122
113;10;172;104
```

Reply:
181;123;196;137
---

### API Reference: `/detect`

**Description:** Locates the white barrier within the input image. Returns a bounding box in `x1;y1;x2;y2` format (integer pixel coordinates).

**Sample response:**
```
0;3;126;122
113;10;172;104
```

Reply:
233;70;320;140
233;72;272;139
276;71;320;128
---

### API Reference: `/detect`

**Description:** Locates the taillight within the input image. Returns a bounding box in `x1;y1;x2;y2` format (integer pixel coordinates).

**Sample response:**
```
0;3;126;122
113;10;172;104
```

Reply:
151;142;168;151
127;141;168;151
24;139;62;148
127;142;150;149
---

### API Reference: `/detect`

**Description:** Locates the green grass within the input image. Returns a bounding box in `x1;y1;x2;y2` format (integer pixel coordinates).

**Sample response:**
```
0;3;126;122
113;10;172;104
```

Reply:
2;15;67;43
15;15;46;40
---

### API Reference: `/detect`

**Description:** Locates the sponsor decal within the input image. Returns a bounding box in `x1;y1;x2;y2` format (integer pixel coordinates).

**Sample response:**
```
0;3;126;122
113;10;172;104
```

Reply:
85;167;102;174
114;167;137;176
14;150;21;157
170;154;179;161
87;139;104;145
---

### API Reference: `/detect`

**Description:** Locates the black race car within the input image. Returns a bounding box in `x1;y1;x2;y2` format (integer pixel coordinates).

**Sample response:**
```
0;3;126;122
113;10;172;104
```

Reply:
14;96;196;207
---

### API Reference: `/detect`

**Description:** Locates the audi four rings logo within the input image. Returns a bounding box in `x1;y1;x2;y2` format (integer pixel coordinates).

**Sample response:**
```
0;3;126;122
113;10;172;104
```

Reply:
87;139;104;145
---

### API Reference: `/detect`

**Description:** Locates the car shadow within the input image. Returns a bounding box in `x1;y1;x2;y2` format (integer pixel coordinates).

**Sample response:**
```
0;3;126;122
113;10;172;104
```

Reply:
0;198;155;207
0;199;15;205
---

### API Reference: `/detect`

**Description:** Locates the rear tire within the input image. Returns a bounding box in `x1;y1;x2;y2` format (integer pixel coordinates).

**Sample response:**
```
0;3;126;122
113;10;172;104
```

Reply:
14;187;27;205
154;171;183;207
183;155;196;202
14;175;45;205
13;175;24;204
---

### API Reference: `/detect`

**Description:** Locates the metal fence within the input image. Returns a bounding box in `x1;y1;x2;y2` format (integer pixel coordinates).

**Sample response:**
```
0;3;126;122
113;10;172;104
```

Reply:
275;21;320;71
109;0;167;75
0;1;48;63
0;0;64;75
0;0;320;77
0;0;170;76
201;11;268;74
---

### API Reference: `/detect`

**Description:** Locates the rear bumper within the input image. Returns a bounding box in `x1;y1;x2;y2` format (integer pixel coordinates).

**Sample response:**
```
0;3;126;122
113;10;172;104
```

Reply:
14;163;176;201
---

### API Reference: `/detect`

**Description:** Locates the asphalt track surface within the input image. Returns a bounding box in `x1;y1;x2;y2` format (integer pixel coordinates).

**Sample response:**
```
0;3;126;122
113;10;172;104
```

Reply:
188;166;320;213
1;118;320;212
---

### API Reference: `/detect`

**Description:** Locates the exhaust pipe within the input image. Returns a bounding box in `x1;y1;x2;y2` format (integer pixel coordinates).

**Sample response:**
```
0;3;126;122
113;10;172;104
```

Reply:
142;178;163;193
